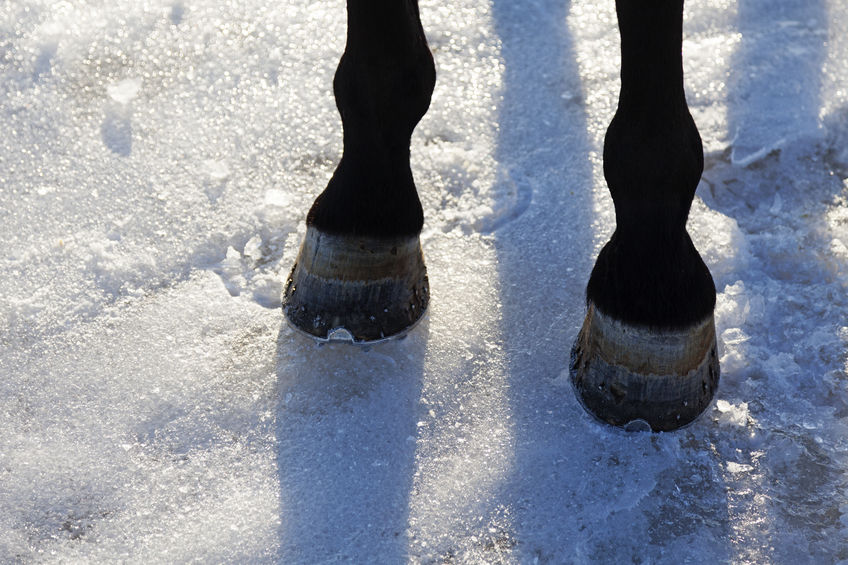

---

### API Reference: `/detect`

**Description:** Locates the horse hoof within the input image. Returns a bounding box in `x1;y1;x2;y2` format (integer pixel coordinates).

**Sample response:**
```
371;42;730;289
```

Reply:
570;302;719;432
283;226;428;343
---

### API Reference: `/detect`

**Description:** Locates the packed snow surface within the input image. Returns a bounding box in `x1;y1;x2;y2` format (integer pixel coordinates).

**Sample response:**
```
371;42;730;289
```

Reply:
2;0;848;562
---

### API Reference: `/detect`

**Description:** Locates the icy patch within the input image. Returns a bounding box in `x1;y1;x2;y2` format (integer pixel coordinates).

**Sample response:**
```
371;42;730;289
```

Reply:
731;134;787;168
106;78;142;105
216;246;248;296
243;235;263;262
211;237;284;308
727;4;827;169
1;273;281;561
761;352;803;389
86;238;159;296
263;189;290;207
623;419;652;433
714;280;765;374
826;196;848;257
726;461;754;474
715;280;765;330
689;195;752;287
417;144;523;235
715;399;750;427
4;0;848;561
202;159;231;182
326;327;354;342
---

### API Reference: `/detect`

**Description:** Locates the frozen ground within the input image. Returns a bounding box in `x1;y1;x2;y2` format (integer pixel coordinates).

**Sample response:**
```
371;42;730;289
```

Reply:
2;0;848;562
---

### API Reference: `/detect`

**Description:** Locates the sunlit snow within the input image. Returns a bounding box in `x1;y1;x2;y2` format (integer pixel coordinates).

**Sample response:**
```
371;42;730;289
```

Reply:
2;0;847;562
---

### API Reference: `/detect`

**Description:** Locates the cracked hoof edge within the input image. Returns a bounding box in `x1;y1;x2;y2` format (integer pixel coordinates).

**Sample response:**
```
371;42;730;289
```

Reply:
283;226;428;344
570;302;719;432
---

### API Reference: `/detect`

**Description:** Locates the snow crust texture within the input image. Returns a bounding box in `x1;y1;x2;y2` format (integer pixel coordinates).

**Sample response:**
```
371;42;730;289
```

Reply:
2;0;848;562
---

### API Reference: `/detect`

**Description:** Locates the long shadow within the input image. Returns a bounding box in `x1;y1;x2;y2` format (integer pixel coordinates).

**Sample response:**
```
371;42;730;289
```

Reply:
274;320;428;562
728;0;826;167
699;1;847;560
706;0;829;283
489;0;733;560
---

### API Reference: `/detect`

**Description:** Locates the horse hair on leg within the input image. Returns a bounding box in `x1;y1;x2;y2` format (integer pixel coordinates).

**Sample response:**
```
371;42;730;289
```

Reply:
284;0;435;343
571;0;719;431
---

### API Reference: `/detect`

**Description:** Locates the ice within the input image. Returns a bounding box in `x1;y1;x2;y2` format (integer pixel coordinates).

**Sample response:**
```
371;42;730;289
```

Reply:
2;0;848;562
325;327;355;343
622;419;652;433
202;159;231;182
726;461;754;474
716;400;751;428
107;78;142;105
263;189;289;208
730;134;787;168
727;1;828;167
243;235;263;261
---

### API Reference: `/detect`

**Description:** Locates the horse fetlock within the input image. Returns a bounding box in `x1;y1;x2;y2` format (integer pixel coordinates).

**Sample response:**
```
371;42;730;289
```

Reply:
334;51;435;136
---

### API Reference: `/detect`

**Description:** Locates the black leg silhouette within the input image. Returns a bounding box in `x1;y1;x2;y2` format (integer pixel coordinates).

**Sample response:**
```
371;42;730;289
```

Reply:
283;0;436;342
571;0;719;431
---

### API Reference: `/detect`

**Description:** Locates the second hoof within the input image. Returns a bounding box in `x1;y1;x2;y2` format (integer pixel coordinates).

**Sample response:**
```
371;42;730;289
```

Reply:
570;302;719;432
283;226;428;343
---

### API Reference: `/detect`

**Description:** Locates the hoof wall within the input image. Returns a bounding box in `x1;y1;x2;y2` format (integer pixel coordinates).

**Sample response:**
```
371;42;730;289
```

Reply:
570;303;719;432
283;226;428;344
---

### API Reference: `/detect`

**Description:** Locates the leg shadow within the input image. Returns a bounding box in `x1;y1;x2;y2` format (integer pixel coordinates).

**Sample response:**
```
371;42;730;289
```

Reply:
489;0;732;560
695;3;848;558
274;319;428;562
728;0;827;166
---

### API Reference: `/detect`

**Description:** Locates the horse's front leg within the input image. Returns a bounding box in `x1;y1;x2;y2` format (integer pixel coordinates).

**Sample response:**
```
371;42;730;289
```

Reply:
571;0;719;431
284;0;436;343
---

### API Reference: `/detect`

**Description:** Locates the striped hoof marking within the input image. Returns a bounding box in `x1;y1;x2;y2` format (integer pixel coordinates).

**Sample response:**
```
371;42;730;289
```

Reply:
283;226;428;344
570;302;719;432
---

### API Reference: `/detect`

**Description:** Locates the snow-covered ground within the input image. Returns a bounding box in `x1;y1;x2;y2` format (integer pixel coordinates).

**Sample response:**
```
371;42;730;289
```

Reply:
2;0;847;562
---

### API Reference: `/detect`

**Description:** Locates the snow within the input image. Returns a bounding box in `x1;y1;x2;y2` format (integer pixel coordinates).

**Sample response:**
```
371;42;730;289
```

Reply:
2;0;847;562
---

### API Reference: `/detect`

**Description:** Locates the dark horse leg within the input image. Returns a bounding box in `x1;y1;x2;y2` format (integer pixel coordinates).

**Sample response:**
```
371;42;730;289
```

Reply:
283;0;435;342
571;0;719;431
